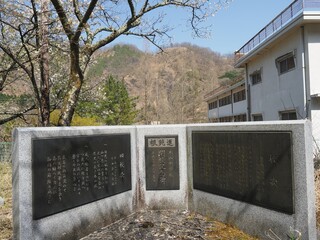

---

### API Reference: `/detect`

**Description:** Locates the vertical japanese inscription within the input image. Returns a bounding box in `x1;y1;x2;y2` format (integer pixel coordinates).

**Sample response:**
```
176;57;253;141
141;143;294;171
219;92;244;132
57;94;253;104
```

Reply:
32;134;131;220
46;155;67;204
145;136;179;190
192;131;293;214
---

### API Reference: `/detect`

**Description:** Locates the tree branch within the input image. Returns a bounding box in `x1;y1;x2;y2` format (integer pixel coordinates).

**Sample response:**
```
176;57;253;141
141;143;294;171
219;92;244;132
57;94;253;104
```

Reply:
127;0;136;18
141;0;149;13
0;104;36;125
74;0;98;41
50;0;74;40
0;19;20;32
18;25;41;105
73;0;83;22
30;0;40;49
0;62;17;91
90;17;141;53
0;43;32;80
144;36;164;52
90;0;202;53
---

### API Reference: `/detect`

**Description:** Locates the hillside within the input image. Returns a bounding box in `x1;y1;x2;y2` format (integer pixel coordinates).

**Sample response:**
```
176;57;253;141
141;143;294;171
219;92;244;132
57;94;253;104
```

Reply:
0;44;237;126
84;44;236;124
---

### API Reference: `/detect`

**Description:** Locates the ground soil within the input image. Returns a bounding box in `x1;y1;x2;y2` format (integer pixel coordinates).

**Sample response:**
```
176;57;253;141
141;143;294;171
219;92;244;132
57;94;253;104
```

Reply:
80;210;257;240
0;163;12;240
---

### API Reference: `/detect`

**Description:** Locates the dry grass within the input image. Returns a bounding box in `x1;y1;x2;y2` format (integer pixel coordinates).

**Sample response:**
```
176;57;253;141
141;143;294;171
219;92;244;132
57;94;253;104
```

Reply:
82;210;258;240
315;167;320;229
206;220;258;240
0;162;12;240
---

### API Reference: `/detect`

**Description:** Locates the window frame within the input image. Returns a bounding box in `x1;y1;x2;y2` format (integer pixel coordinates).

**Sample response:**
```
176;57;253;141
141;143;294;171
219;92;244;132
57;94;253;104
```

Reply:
250;69;262;85
252;114;263;121
233;114;247;122
218;95;232;107
279;110;297;120
219;116;233;122
276;51;296;75
233;89;246;103
210;118;219;123
208;101;218;110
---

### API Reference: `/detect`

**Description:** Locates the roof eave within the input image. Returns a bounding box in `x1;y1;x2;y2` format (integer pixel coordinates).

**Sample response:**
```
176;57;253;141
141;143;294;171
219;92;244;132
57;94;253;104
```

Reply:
234;12;307;68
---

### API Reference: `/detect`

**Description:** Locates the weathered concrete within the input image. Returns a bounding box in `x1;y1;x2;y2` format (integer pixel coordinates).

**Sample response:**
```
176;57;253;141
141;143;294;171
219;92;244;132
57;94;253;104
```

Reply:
12;126;137;240
187;121;316;240
12;121;316;240
136;125;188;210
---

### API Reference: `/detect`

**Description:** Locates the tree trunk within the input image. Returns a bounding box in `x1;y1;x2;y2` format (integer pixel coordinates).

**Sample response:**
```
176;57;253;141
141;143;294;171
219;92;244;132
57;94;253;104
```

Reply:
58;41;83;126
39;0;50;126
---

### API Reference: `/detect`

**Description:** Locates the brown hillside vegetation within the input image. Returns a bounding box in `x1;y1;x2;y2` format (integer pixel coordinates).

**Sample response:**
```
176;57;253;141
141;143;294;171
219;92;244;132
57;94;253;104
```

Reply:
84;44;235;124
1;44;236;126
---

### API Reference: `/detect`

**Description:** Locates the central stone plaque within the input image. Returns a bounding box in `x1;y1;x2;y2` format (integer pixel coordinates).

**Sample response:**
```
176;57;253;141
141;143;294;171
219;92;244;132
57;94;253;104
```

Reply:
192;131;294;214
32;134;131;220
145;136;179;190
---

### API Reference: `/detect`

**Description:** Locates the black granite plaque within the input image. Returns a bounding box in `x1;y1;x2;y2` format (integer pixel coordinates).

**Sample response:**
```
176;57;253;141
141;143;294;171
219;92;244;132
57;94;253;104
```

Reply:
32;134;131;220
192;131;294;214
145;136;179;190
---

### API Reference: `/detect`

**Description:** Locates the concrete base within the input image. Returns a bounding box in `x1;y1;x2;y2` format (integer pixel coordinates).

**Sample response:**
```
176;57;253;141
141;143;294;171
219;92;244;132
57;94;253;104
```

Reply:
136;125;188;210
12;121;316;240
12;126;137;240
187;121;316;240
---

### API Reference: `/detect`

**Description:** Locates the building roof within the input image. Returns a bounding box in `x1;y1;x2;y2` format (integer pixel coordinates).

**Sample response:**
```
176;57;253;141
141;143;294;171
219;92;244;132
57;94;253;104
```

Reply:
235;0;320;68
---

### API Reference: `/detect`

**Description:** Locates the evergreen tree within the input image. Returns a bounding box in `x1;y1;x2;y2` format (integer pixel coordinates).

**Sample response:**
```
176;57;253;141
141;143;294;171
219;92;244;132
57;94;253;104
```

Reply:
77;76;138;125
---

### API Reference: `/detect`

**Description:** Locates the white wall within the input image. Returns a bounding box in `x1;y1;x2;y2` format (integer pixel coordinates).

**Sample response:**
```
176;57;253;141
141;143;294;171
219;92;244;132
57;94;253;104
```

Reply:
306;24;320;96
218;104;232;118
248;29;306;120
233;100;247;115
208;108;219;119
311;98;320;152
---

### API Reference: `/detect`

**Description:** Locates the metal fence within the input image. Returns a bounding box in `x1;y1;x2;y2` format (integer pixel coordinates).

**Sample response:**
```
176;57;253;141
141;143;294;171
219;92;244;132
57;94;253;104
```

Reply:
0;142;12;162
235;0;320;60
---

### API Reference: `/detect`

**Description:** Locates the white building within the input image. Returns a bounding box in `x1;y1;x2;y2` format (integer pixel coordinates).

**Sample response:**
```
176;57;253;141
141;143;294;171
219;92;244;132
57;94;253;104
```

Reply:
206;0;320;148
205;80;247;122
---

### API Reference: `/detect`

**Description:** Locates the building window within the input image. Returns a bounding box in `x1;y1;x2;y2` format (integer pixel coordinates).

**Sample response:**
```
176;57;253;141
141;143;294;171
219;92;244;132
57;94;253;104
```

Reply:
250;70;262;85
276;52;296;74
208;101;217;110
210;118;219;123
280;110;297;120
234;114;247;122
218;95;232;107
233;89;246;103
219;116;233;122
252;114;263;121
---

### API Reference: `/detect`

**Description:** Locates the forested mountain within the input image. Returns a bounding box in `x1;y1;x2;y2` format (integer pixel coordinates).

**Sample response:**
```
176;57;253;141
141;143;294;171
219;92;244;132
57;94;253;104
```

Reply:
0;43;238;127
83;44;236;124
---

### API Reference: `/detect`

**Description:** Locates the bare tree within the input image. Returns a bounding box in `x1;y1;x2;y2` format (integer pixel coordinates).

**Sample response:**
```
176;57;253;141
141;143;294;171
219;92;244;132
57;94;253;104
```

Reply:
39;0;51;126
0;0;69;126
0;0;230;126
0;0;52;126
50;0;231;126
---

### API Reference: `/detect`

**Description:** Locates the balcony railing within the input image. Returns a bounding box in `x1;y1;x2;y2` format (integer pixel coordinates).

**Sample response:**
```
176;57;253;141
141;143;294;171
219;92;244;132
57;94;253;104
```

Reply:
235;0;320;62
